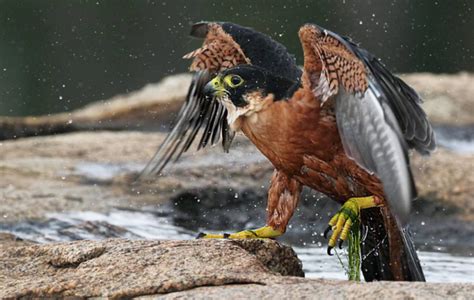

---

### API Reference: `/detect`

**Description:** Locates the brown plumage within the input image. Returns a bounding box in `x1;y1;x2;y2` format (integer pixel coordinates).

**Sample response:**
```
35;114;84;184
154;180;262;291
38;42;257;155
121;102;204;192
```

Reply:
239;88;383;206
184;23;250;71
140;22;436;282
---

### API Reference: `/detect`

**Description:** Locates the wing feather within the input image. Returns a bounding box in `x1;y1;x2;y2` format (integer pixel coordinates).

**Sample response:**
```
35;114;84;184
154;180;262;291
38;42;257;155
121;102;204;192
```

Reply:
139;70;222;177
140;22;300;179
336;87;412;223
299;24;435;223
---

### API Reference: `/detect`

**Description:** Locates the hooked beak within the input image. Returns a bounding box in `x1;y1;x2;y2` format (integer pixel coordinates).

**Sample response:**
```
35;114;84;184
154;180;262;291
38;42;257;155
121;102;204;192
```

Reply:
203;76;227;99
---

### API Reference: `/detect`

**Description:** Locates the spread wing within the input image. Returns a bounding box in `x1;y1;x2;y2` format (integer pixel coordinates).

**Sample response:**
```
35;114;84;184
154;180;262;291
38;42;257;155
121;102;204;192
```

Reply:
140;22;301;178
298;24;436;224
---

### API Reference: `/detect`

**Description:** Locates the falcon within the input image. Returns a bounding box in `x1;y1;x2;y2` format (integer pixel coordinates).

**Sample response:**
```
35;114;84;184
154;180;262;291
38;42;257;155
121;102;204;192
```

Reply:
140;22;435;281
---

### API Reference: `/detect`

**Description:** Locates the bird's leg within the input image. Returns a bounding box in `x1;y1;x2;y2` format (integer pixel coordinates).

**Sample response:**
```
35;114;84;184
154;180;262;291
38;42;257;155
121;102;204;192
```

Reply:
197;170;301;239
324;195;384;255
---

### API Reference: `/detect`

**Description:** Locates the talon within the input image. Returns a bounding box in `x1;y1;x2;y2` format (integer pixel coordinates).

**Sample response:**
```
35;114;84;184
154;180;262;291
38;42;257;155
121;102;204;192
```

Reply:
324;226;332;239
327;246;334;256
196;226;283;240
324;196;378;253
195;232;224;239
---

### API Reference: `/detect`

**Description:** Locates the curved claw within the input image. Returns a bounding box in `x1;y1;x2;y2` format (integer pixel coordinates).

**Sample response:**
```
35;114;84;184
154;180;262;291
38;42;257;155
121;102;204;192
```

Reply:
327;246;334;256
338;239;344;249
196;232;206;239
324;226;332;239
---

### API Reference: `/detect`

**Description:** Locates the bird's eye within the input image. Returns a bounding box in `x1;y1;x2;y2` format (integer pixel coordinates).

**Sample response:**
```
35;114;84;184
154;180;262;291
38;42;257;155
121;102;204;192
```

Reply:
231;75;242;85
225;75;244;88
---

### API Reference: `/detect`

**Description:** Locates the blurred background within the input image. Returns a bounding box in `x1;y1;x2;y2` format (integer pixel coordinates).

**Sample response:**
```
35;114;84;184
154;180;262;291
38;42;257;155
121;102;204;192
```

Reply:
1;1;473;285
0;0;472;116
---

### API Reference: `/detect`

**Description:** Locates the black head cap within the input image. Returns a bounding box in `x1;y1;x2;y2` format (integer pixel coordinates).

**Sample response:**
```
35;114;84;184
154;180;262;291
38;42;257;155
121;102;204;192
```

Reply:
189;22;302;83
219;65;299;107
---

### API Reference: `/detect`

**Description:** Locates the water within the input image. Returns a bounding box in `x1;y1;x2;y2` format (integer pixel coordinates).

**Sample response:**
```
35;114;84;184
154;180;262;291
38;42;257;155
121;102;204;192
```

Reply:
296;246;474;283
435;125;474;154
2;208;473;283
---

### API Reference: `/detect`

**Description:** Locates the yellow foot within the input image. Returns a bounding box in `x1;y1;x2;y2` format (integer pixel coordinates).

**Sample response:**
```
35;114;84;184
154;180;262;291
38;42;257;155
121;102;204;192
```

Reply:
196;226;283;239
324;196;383;255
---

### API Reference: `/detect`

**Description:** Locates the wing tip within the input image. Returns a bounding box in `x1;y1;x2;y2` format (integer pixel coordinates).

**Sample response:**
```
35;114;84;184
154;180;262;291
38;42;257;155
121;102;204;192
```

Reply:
190;21;210;38
395;203;411;227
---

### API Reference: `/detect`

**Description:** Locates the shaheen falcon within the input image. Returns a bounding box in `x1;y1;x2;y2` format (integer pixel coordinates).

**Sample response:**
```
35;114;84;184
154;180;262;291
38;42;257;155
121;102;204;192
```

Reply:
140;22;435;281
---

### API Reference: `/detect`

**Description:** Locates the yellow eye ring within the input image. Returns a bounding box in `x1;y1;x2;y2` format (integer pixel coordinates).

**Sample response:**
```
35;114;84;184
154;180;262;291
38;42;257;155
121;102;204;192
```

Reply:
224;74;244;88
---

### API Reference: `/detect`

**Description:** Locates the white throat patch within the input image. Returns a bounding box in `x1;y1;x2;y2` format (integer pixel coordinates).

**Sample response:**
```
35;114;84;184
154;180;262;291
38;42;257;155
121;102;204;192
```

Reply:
216;92;273;131
217;96;249;131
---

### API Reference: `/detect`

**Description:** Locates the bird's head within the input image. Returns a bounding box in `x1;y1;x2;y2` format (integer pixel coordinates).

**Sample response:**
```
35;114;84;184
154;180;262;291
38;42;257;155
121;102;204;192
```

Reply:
204;65;299;128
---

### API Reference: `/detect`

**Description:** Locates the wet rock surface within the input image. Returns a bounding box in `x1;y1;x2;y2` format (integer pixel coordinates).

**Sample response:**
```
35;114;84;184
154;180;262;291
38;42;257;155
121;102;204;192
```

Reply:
0;130;473;248
0;131;265;223
1;237;472;299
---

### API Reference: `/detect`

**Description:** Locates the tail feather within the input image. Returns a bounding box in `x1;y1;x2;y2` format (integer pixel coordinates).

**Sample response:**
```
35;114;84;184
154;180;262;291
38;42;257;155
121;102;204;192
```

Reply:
399;225;425;281
360;208;425;281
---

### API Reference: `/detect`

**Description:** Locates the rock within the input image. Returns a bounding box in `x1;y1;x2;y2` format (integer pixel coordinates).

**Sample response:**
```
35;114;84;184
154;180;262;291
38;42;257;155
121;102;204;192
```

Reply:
154;279;474;299
0;232;31;246
0;72;472;140
401;72;474;126
0;130;473;247
0;238;471;299
0;238;303;298
0;131;265;222
235;239;304;277
412;149;474;220
0;74;192;140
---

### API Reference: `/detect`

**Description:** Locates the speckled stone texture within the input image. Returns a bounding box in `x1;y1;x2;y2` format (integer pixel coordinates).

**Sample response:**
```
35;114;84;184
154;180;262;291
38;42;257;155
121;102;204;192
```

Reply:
150;279;474;300
1;237;472;299
0;238;303;299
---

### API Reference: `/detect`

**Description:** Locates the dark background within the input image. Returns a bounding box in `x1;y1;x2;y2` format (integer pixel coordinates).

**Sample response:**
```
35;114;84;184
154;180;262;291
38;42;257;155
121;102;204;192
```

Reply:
0;0;472;116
